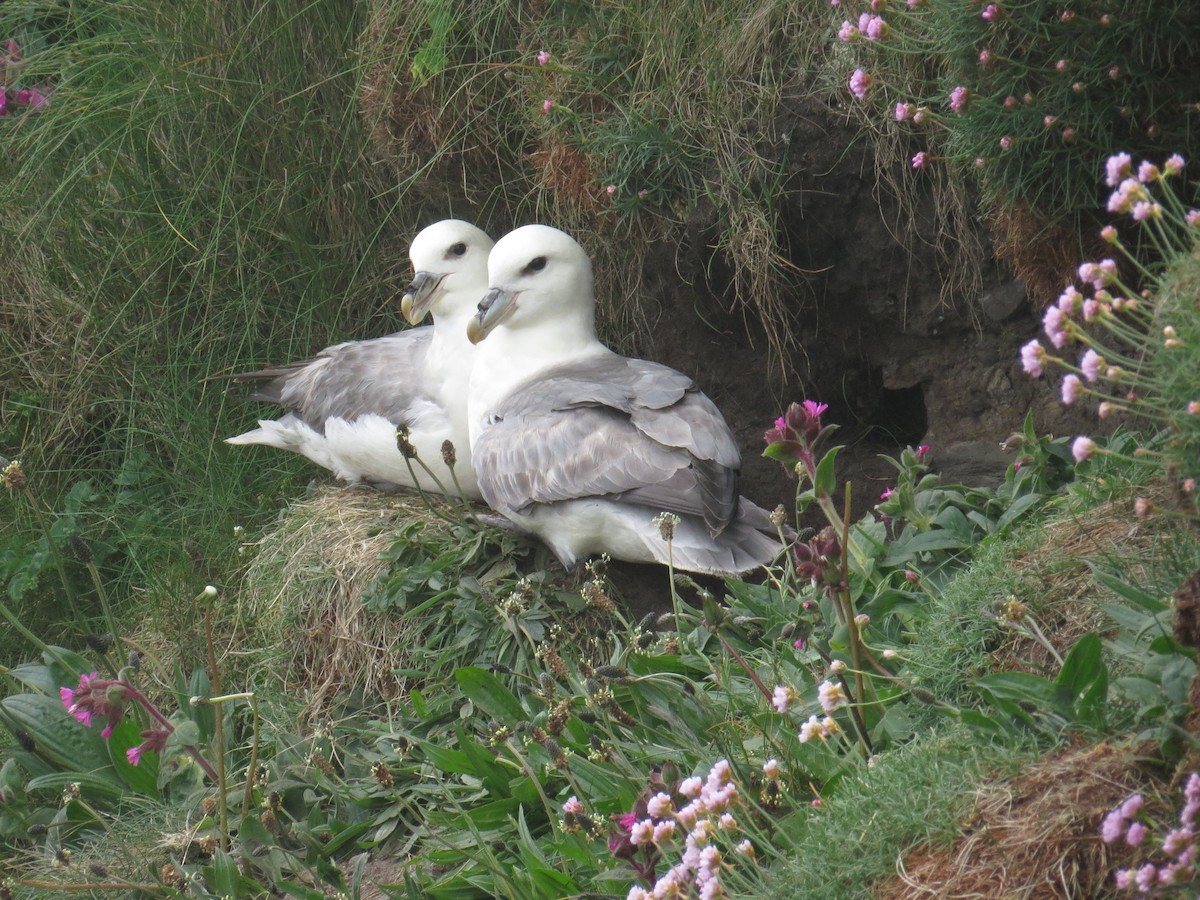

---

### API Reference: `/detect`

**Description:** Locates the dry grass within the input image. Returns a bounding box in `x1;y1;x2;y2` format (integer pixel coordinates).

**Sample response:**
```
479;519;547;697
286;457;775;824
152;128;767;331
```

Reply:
877;741;1156;899
237;485;458;710
989;200;1092;308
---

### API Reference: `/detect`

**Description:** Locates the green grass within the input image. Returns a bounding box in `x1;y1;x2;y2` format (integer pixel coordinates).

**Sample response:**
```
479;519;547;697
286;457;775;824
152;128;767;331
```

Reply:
760;725;1035;899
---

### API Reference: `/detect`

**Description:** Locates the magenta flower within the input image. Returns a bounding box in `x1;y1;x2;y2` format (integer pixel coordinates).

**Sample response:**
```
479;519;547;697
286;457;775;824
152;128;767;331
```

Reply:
1020;339;1046;377
981;3;1000;20
848;68;872;100
916;444;929;457
764;400;828;454
880;486;895;500
1071;436;1097;463
125;727;169;766
948;85;969;113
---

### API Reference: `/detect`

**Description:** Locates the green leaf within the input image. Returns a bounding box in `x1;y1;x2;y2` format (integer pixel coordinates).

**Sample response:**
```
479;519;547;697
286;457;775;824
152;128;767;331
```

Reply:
813;445;842;498
0;693;118;778
1055;633;1105;698
454;667;526;725
1089;566;1168;613
106;714;160;796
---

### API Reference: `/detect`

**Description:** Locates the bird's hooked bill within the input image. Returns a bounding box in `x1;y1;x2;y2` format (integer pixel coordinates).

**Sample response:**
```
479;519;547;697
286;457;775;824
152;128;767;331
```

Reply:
400;271;445;326
467;287;518;344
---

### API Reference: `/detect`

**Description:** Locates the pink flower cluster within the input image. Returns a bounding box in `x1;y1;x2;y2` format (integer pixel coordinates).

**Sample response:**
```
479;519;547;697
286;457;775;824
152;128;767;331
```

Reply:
622;759;756;900
1105;775;1200;891
61;671;173;766
1;40;52;116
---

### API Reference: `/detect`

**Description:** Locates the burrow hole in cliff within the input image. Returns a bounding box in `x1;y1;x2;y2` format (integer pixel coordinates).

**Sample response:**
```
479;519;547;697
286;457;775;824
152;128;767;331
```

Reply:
867;383;928;447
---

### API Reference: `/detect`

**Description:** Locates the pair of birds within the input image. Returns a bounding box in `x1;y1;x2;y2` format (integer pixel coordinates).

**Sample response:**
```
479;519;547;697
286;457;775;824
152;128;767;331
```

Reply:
226;220;784;576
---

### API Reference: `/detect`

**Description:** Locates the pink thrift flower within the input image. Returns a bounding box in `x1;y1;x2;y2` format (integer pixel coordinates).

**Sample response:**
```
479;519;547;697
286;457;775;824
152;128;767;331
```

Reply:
911;151;929;169
907;0;926;7
630;818;655;846
653;820;676;844
605;184;617;195
679;776;703;798
999;135;1013;151
1020;339;1046;377
1061;374;1081;405
1043;114;1057;128
542;98;554;113
864;15;888;39
1126;821;1148;846
1120;794;1145;819
1042;304;1069;348
838;20;861;42
1188;401;1200;415
981;3;999;20
1100;224;1118;243
647;792;674;818
763;758;780;779
1054;58;1068;72
949;85;969;113
895;102;914;122
1071;436;1097;463
1162;827;1193;855
912;106;929;125
1132;200;1163;221
1080;349;1102;383
1058;284;1083;312
536;50;550;65
848;68;872;100
1105;153;1132;187
817;680;847;713
772;685;796;713
1101;807;1127;843
1136;864;1158;892
1186;210;1200;227
1164;154;1185;175
1137;160;1160;183
978;48;993;64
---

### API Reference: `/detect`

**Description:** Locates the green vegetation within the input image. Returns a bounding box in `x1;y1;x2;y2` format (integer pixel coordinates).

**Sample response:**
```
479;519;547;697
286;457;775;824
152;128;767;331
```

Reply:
1;0;1199;897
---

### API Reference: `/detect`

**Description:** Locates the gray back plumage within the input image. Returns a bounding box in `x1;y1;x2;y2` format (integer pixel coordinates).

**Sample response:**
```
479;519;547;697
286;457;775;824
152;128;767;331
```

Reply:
474;354;742;533
233;330;432;432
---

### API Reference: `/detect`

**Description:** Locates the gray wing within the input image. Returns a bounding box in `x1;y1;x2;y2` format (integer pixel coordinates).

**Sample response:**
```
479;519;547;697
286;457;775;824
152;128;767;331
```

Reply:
475;356;742;533
233;330;433;430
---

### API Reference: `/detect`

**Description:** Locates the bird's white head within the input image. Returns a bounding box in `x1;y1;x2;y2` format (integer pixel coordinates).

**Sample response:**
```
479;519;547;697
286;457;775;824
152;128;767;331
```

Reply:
401;219;494;326
467;224;595;345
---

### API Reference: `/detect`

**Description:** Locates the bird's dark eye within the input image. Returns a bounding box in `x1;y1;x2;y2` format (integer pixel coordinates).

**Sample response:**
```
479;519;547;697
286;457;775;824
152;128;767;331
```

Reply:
523;256;547;274
449;242;467;257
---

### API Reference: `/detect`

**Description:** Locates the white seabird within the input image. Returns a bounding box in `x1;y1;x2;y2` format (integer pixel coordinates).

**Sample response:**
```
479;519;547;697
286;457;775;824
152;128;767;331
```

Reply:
225;219;492;498
465;224;784;576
